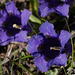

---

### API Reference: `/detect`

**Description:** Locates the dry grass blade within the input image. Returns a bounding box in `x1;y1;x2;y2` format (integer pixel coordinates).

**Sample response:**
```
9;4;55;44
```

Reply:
1;44;13;65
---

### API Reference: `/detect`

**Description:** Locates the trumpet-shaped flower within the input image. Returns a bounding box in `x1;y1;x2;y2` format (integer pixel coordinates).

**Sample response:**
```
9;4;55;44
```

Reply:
38;0;73;17
28;21;72;72
0;1;32;45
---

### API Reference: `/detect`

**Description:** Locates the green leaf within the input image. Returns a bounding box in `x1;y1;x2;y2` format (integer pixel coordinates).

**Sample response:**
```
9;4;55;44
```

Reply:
53;68;58;75
45;68;58;75
45;70;53;75
30;0;39;15
21;52;26;57
29;14;41;24
19;59;22;63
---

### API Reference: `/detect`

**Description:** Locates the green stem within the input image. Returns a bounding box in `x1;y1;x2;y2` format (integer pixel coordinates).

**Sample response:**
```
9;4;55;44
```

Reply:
0;56;3;75
28;21;37;34
21;55;34;59
17;70;22;75
11;49;16;75
8;57;35;75
63;67;67;75
65;18;74;75
11;59;13;75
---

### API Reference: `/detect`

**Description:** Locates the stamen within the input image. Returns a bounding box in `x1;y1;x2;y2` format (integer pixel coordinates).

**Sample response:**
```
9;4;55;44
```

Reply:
50;47;61;50
61;0;65;1
13;24;21;29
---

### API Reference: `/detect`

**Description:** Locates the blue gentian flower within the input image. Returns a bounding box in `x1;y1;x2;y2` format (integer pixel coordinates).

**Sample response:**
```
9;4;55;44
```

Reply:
28;21;72;72
0;1;32;45
38;0;73;17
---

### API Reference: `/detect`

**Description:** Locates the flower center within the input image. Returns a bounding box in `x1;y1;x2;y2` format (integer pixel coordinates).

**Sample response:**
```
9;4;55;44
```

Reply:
37;37;61;60
49;0;64;8
38;37;61;51
2;14;21;29
2;15;21;36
